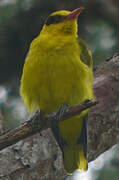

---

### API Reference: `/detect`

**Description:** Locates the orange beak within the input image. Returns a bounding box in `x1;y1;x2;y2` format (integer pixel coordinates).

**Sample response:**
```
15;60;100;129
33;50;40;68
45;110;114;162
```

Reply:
65;7;84;21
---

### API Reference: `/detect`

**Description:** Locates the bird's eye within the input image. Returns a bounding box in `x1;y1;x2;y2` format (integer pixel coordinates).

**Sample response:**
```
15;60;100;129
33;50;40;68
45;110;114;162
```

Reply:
45;15;66;25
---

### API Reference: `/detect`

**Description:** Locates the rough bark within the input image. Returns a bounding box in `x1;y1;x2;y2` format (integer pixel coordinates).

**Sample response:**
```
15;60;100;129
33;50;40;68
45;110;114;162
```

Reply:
88;53;119;161
0;100;97;151
0;54;119;180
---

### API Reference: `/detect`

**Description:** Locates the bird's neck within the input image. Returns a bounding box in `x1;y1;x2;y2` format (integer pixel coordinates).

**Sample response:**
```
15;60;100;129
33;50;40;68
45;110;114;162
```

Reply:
40;24;78;37
37;32;78;51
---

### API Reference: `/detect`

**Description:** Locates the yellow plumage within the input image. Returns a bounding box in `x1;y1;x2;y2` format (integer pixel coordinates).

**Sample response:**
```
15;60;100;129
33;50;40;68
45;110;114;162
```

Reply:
20;8;94;174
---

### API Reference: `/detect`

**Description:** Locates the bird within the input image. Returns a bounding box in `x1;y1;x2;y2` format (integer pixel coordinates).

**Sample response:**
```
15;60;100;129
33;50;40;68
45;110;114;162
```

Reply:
20;7;94;174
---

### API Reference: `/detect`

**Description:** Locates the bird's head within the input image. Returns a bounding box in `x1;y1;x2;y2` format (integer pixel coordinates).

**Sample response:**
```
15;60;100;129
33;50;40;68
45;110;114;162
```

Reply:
41;8;84;36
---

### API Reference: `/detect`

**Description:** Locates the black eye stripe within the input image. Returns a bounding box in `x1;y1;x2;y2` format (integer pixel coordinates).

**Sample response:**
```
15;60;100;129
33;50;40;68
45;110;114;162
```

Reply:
45;15;66;25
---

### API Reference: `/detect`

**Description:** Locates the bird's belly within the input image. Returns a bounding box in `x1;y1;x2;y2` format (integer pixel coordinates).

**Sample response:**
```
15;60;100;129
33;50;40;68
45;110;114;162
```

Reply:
22;47;93;117
21;51;93;140
36;59;86;140
36;55;93;115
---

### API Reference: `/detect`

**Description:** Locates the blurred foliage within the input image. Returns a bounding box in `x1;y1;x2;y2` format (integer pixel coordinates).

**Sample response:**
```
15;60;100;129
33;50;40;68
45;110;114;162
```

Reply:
0;0;119;83
0;0;118;128
0;0;119;179
0;0;118;127
95;145;119;180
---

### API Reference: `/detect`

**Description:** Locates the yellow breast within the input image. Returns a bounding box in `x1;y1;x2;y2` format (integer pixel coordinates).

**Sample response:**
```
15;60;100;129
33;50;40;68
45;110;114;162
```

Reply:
20;34;93;115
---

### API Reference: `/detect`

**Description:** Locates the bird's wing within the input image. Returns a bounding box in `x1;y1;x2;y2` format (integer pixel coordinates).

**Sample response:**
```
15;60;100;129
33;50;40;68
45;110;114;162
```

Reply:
77;38;93;68
51;124;66;159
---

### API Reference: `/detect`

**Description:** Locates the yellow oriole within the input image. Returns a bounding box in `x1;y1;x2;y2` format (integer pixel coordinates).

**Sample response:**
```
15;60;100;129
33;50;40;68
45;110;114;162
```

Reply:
20;8;94;174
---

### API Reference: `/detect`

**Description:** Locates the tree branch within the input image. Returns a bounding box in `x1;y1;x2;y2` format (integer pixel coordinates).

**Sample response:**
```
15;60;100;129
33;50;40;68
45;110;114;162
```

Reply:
0;54;119;180
88;53;119;161
0;100;97;151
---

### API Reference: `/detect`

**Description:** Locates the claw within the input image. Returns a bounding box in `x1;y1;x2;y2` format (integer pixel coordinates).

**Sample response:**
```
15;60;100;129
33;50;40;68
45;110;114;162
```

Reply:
55;104;68;122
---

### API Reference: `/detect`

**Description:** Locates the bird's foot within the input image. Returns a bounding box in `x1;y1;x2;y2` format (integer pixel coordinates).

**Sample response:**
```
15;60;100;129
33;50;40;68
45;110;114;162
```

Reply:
54;104;68;122
30;110;44;129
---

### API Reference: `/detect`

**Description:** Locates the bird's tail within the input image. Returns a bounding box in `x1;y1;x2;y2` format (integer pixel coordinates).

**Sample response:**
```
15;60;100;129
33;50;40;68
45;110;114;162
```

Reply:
63;143;88;174
63;114;88;174
52;114;88;174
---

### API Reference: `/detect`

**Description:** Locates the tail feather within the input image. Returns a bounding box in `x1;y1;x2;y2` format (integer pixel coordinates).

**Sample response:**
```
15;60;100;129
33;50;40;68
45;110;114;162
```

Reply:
63;144;87;173
52;114;88;174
